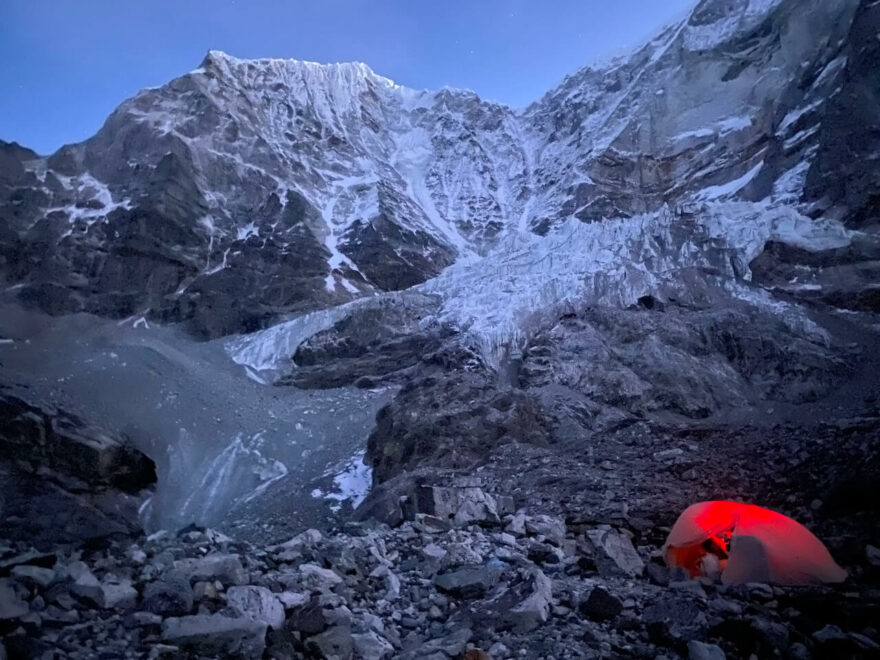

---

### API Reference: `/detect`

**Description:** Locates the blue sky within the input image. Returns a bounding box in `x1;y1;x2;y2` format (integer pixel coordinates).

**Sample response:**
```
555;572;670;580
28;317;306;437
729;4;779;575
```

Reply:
1;1;695;155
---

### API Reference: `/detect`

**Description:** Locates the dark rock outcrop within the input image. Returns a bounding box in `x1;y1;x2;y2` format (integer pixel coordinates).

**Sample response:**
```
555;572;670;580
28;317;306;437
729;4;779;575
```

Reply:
0;385;155;547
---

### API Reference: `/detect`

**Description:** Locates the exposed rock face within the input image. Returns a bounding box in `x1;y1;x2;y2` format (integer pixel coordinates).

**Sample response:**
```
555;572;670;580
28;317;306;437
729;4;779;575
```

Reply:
0;387;156;491
805;0;880;226
524;0;862;225
0;385;156;547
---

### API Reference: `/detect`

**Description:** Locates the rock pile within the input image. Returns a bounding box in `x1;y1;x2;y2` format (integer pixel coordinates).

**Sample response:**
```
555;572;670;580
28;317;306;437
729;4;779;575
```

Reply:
1;492;877;659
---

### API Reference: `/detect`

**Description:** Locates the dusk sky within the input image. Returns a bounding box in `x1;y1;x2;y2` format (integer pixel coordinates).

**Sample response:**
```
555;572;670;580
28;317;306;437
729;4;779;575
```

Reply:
1;0;695;155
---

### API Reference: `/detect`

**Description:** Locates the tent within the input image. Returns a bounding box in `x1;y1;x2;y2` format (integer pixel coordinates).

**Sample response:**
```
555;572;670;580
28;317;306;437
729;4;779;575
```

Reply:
663;501;847;585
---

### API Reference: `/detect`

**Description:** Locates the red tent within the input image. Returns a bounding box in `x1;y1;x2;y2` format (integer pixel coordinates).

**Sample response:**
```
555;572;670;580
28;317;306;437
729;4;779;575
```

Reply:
664;501;847;585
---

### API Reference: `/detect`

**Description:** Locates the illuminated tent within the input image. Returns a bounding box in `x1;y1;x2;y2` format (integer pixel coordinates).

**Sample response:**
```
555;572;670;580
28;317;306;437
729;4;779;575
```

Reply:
664;501;847;585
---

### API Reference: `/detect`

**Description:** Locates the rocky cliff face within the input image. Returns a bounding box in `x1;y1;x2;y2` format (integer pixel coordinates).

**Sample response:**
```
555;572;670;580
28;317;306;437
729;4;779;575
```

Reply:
0;385;156;547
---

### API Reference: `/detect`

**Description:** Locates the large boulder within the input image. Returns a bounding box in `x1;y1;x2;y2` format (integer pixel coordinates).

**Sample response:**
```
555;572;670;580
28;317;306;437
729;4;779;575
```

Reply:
161;614;267;659
0;386;155;548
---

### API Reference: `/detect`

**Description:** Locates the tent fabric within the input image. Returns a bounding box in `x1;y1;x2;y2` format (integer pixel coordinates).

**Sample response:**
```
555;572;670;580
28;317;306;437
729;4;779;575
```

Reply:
663;501;847;585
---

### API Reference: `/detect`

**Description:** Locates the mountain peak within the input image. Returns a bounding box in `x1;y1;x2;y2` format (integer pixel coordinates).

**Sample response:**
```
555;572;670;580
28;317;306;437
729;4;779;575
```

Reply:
198;49;396;88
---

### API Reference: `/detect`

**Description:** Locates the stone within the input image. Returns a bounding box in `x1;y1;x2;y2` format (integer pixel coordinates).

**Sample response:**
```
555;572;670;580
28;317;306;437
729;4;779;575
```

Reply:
277;528;323;550
498;533;516;547
813;624;847;644
489;642;509;658
352;630;395;659
688;640;726;660
645;562;670;586
99;579;138;609
507;569;553;632
433;567;500;599
10;565;54;589
527;541;563;565
41;605;79;624
643;597;705;632
147;644;180;659
413;514;452;534
287;595;328;635
192;580;218;601
415;485;500;527
505;512;527;536
866;544;880;567
653;448;685;461
0;552;56;577
174;554;247;586
369;565;401;600
277;591;309;610
298;563;343;591
585;529;644;577
131;611;163;627
579;586;623;622
68;561;104;606
143;573;194;616
524;515;566;546
420;627;473;657
850;633;880;652
752;618;789;651
162;614;267;660
226;585;285;630
670;580;706;598
422;543;447;561
128;547;148;565
306;625;354;659
0;579;28;620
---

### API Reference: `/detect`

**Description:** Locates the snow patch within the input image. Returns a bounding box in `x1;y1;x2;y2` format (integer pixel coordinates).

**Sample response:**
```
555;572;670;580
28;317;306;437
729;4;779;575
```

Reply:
311;450;372;512
695;162;763;201
236;222;259;241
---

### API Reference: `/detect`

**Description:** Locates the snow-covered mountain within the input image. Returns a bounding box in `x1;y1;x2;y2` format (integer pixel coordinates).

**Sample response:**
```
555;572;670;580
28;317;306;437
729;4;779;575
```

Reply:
3;0;875;343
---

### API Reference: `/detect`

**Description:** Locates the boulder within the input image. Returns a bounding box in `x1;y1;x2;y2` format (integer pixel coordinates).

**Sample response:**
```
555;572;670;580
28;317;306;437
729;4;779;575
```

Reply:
277;591;309;610
174;553;247;586
287;595;329;635
506;569;553;632
0;552;56;577
68;561;104;606
0;579;28;620
415;485;500;527
585;528;644;577
298;563;343;592
352;630;395;660
162;614;267;660
434;567;500;599
98;579;138;609
305;625;354;659
143;572;194;616
579;586;623;621
688;640;726;660
525;515;567;547
226;586;285;630
10;565;55;589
